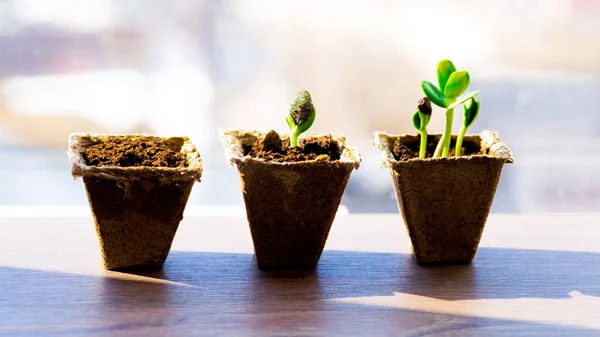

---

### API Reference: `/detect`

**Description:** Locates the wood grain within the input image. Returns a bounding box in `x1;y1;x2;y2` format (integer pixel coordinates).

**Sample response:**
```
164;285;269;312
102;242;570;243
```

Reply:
1;214;600;336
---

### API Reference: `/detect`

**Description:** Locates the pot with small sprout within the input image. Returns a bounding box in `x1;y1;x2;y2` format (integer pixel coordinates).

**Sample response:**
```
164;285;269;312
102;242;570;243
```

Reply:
374;60;514;265
221;91;361;269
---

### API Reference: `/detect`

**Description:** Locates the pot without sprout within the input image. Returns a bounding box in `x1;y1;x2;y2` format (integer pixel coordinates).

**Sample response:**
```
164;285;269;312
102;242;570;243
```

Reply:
69;133;202;270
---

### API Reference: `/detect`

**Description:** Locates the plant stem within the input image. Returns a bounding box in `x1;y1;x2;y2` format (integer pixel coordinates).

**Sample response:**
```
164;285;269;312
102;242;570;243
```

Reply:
441;108;454;157
290;126;299;148
455;126;467;157
419;128;428;159
433;132;444;158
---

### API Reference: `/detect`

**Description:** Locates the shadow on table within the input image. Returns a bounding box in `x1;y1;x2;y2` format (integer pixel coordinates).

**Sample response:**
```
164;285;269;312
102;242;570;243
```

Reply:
123;247;600;301
126;251;323;303
2;245;600;336
120;248;600;333
396;247;600;301
0;265;178;336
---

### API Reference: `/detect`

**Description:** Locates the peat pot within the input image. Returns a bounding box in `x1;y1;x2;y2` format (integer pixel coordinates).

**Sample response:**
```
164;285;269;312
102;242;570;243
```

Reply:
69;134;202;270
221;129;360;269
374;130;513;264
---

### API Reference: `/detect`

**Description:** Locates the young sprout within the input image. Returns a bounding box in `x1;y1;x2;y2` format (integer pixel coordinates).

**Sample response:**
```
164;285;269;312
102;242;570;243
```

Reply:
285;90;316;148
454;98;480;157
412;97;432;159
421;59;480;158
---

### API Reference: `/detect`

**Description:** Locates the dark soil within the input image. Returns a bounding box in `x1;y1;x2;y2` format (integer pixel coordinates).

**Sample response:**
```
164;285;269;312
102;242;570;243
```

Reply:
244;130;341;162
393;135;480;161
82;138;187;167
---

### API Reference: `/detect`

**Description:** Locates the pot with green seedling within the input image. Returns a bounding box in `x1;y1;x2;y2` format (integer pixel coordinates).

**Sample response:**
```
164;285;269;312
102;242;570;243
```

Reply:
374;59;514;265
221;90;361;269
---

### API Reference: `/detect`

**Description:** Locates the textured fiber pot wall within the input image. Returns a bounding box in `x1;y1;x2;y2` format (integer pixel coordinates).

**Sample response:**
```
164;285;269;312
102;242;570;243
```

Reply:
374;131;513;264
221;129;361;269
69;134;202;270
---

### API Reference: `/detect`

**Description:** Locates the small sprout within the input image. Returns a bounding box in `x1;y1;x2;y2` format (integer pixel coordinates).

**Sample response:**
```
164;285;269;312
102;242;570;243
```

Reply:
286;90;316;148
412;97;432;159
421;59;480;158
455;98;480;157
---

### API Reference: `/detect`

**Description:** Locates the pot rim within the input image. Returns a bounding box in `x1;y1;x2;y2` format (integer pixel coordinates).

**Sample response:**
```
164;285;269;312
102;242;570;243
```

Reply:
68;133;203;182
219;128;361;169
373;130;514;167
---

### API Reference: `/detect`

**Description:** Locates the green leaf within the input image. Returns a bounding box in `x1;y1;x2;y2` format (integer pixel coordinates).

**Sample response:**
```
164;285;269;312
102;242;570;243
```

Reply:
413;110;432;132
437;59;456;93
421;81;450;108
463;98;480;128
444;71;470;99
285;114;293;130
412;110;421;131
447;90;480;110
296;106;316;135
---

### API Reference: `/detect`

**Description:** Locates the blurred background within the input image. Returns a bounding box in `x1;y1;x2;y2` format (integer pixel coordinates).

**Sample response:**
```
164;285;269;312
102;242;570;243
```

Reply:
0;0;599;213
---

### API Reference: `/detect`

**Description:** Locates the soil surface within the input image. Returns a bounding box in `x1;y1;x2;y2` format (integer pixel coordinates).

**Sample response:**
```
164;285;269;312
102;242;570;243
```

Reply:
82;138;187;167
244;130;341;162
393;135;480;161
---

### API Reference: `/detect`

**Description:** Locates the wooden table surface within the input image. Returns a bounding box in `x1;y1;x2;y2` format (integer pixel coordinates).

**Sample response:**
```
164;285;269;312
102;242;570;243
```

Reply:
1;213;600;336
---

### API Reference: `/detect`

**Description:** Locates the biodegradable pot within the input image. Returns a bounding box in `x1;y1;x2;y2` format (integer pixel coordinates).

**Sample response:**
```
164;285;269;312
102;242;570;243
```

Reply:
68;134;202;270
221;129;361;269
374;130;513;265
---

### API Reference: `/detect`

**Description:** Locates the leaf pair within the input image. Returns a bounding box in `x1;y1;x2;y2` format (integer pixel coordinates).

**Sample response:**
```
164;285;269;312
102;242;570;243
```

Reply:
421;60;472;108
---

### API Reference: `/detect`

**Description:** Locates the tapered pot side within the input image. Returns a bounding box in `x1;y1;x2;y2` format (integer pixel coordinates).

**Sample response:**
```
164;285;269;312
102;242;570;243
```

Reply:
374;131;513;265
69;133;202;270
221;129;360;269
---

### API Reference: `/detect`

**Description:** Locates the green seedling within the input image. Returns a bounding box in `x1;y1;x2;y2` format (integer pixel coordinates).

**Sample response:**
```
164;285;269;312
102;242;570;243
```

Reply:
455;98;480;157
412;97;432;159
286;90;316;148
421;59;480;158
